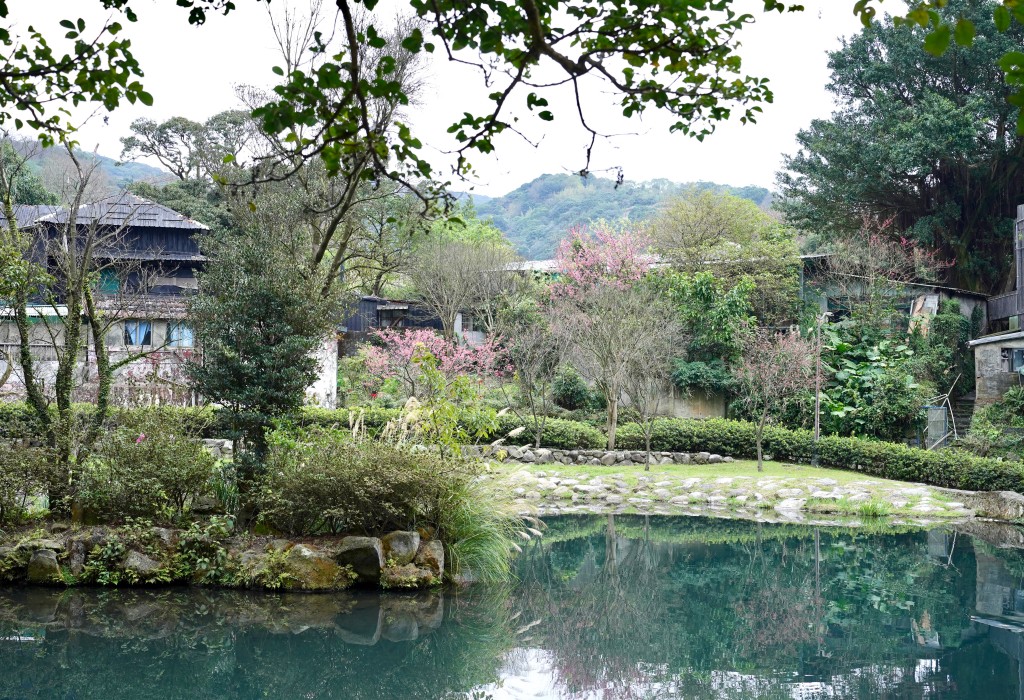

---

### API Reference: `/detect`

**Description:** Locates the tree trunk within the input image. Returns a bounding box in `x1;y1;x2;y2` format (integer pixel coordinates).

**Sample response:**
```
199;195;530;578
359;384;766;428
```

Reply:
607;396;618;451
644;428;652;472
756;412;768;472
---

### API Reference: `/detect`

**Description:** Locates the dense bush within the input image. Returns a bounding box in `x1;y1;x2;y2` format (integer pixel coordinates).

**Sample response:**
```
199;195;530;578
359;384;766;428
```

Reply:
77;408;217;523
552;366;604;411
255;425;519;581
0;443;56;524
495;414;604;450
616;417;1024;492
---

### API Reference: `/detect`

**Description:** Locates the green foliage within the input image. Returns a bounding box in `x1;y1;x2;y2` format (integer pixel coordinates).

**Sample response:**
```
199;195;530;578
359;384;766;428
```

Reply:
256;425;457;536
186;220;339;467
914;301;975;398
651;270;754;365
652;190;800;324
671;359;736;395
496;414;605;450
778;0;1024;292
614;417;1024;492
960;388;1024;459
76;408;216;524
472;175;770;259
80;518;175;586
174;516;240;586
822;324;926;440
432;476;521;584
552;365;604;411
408;349;499;456
0;444;55;524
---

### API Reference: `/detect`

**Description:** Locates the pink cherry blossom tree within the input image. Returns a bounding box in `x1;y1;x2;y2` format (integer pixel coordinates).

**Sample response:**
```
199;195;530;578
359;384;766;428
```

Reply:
362;328;505;398
549;225;678;450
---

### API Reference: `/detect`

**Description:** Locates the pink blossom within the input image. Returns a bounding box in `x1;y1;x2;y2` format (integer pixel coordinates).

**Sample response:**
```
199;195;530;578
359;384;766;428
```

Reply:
551;225;652;300
362;328;504;396
136;433;146;443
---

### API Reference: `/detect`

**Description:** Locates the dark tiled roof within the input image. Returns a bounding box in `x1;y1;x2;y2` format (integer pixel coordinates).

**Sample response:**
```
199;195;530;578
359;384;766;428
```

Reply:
0;204;61;228
37;193;209;230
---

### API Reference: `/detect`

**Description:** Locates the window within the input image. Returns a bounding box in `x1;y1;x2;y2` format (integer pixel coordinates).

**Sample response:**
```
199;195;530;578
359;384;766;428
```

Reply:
123;320;152;347
168;322;194;348
96;269;119;295
1012;349;1024;373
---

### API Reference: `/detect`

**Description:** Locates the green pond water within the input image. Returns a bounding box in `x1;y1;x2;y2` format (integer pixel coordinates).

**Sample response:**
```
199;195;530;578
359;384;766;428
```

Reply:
4;515;1024;699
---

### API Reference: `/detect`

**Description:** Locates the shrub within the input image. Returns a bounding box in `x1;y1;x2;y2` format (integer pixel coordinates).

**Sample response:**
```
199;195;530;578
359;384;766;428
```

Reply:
257;425;463;536
615;417;1024;493
552;366;603;411
0;403;43;440
495;414;604;450
77;408;217;523
0;443;56;524
256;425;519;581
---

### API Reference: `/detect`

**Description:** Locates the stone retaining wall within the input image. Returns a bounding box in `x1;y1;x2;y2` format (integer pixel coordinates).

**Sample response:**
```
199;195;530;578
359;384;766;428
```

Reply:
468;445;735;467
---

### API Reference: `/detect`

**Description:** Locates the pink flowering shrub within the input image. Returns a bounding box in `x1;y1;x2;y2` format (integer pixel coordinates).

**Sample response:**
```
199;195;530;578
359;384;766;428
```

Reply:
551;225;652;299
361;328;506;398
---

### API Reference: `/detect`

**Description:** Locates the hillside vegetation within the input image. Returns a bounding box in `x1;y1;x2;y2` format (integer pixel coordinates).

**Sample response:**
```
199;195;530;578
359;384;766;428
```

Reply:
469;173;771;259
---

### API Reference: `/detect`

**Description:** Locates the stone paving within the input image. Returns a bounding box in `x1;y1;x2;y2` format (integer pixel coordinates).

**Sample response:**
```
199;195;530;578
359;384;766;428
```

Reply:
491;466;976;526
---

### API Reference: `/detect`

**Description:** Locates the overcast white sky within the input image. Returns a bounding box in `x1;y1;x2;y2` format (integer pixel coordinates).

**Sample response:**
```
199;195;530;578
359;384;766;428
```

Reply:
13;0;868;196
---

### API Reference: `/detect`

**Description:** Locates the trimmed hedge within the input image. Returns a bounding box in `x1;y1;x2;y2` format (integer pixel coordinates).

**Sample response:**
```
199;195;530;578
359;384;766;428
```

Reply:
494;414;605;450
4;401;1020;494
616;418;1024;493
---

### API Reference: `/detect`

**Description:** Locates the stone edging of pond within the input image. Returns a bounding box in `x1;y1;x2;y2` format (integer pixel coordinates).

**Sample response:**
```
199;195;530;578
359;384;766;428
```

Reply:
0;528;446;591
492;465;1024;525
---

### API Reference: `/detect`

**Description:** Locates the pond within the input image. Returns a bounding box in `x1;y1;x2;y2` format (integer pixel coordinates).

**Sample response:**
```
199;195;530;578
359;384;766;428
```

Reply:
3;515;1024;699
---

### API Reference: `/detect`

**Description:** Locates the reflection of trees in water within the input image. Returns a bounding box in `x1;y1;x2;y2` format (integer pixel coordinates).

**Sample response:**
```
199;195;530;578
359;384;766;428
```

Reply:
0;587;519;700
515;515;1019;700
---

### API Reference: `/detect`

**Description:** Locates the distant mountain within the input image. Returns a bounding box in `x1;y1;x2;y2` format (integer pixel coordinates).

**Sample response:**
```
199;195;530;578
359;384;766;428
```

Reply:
466;173;772;260
22;144;172;197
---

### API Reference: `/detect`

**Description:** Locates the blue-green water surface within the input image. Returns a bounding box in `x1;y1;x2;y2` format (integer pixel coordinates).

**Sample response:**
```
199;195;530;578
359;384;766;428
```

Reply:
3;515;1024;699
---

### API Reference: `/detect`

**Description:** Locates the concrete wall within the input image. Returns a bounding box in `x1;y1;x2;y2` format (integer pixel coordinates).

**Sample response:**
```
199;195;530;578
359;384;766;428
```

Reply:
975;338;1024;406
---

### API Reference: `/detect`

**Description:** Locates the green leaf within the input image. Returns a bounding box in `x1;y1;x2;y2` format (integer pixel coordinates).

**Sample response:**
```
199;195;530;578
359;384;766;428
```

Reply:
923;25;951;56
994;5;1011;32
953;18;975;46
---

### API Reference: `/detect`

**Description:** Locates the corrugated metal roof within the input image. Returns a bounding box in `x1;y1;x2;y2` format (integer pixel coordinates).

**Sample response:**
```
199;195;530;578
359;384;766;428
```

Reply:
36;193;209;230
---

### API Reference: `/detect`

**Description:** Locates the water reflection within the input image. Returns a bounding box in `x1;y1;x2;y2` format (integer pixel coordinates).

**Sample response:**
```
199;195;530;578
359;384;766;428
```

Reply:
2;516;1024;699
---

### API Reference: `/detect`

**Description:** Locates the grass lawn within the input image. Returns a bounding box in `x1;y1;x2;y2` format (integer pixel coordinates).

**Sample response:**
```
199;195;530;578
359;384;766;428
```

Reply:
495;459;909;488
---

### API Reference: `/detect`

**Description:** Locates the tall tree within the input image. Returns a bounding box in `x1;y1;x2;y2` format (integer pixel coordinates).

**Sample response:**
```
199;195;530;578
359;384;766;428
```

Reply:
549;226;678;450
777;0;1024;293
651;190;799;325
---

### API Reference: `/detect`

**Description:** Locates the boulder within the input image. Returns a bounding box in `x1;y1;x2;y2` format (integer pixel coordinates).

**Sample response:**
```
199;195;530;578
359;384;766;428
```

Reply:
65;537;89;576
535;449;553;464
383;531;421;565
283;544;352;591
381;563;439;590
692;452;709;465
708;454;724;464
123;550;162;578
599;453;616;466
415;540;445;578
27;550;61;584
335;536;384;583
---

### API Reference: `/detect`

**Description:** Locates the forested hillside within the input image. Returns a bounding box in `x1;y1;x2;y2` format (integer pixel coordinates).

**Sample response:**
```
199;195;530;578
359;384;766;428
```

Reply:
469;173;772;259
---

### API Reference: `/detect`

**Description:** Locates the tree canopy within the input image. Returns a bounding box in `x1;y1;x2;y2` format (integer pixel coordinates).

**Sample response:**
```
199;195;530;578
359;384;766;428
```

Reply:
6;1;1024;187
777;0;1024;293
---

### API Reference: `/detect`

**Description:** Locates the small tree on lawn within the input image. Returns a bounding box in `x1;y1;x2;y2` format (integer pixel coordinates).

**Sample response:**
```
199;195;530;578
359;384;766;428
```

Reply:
499;300;565;448
625;310;683;469
733;327;815;471
550;225;673;450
